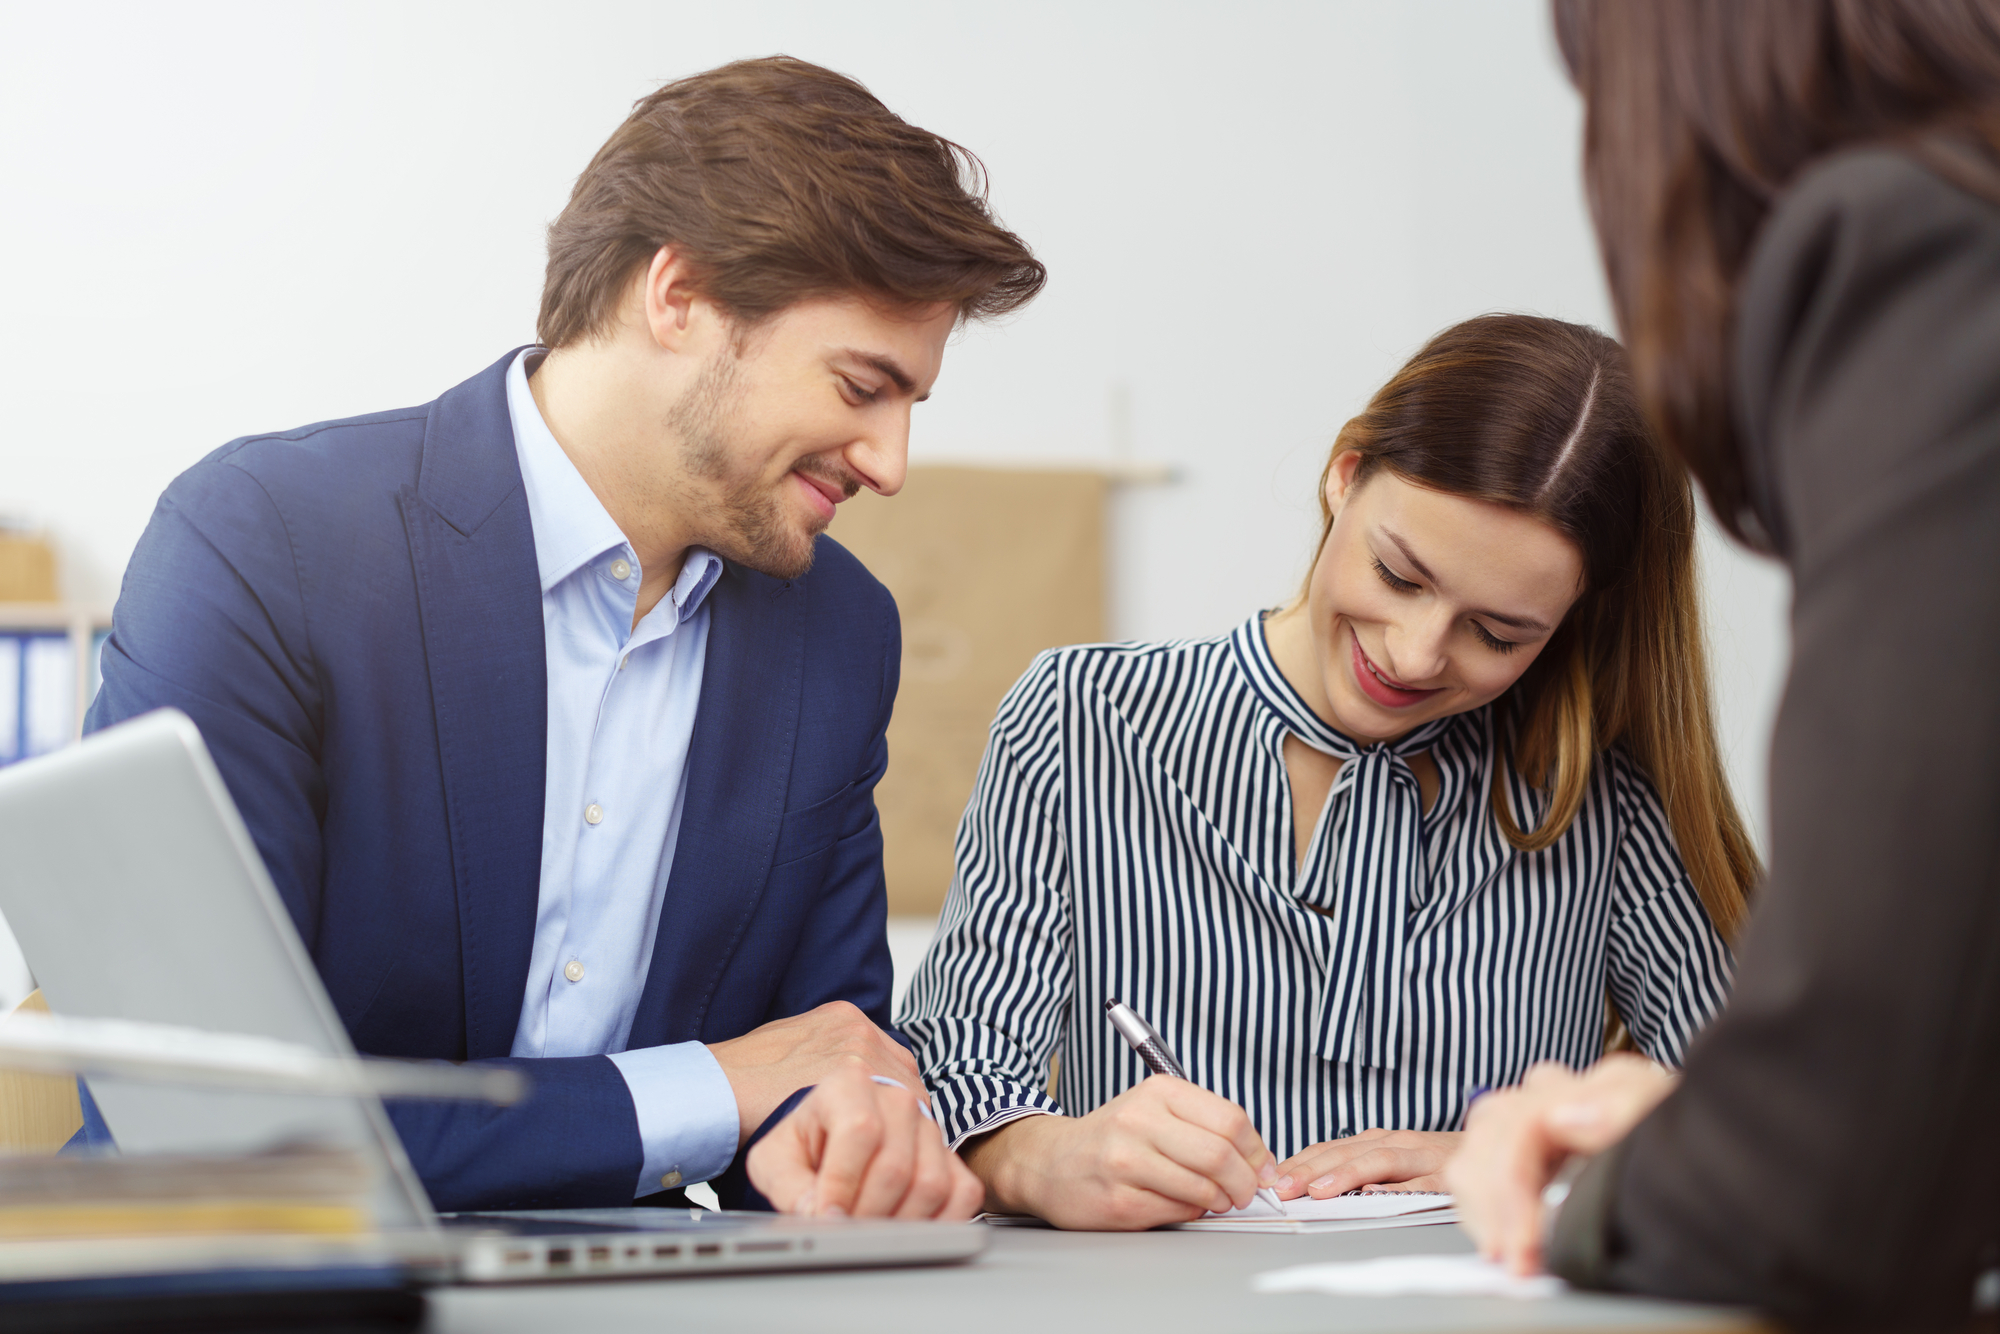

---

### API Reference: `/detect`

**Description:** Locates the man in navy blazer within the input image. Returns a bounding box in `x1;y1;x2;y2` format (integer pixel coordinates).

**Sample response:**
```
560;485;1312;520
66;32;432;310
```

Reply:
85;57;1042;1216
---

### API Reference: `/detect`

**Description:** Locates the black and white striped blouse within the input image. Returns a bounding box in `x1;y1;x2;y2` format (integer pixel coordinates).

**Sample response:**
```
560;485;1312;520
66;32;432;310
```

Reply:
899;615;1734;1158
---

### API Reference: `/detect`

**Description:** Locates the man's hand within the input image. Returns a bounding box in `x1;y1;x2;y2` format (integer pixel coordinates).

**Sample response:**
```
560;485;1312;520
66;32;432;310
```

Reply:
746;1065;983;1220
1275;1128;1459;1199
1446;1054;1677;1276
707;1001;922;1143
960;1076;1279;1230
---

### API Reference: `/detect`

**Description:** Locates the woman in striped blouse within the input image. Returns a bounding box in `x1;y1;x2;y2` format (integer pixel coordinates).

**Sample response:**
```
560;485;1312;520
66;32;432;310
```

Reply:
899;314;1757;1230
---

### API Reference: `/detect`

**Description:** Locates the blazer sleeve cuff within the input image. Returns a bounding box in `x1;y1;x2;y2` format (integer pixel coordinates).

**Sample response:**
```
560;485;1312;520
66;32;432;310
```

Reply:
606;1041;740;1197
1547;1139;1633;1290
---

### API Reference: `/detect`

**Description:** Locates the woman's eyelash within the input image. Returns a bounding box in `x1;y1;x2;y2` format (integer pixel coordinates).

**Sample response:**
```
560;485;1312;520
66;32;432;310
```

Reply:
1371;558;1417;592
1371;556;1518;653
841;378;878;404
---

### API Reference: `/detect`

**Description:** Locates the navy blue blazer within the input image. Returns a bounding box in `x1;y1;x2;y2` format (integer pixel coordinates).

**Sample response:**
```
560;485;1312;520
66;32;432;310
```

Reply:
85;349;901;1211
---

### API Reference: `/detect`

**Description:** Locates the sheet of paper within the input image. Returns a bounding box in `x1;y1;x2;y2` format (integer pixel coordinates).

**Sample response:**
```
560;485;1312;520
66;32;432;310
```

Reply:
1253;1254;1566;1299
1174;1190;1457;1233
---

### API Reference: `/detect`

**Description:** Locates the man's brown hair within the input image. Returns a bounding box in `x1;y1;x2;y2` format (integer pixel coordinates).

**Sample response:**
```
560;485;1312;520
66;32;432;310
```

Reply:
537;56;1045;348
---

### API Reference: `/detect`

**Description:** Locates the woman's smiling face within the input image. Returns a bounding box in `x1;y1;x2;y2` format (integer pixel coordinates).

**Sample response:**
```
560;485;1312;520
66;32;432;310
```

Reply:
1285;451;1586;744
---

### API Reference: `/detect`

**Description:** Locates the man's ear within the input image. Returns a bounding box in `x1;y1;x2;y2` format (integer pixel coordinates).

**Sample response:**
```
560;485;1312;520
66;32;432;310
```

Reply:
1324;449;1366;514
640;245;705;353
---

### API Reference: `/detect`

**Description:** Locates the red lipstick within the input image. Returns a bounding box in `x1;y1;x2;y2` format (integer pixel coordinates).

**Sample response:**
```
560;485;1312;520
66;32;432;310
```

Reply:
1350;633;1442;709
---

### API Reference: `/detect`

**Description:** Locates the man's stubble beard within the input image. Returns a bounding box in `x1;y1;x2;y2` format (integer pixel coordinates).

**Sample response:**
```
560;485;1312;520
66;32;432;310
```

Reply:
666;348;823;581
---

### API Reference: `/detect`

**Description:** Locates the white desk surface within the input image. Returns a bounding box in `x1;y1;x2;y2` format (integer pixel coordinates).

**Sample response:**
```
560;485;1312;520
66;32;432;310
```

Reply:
427;1221;1755;1334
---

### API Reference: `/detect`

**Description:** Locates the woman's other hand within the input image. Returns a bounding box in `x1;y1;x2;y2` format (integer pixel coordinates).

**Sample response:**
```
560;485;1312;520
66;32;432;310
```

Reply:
961;1076;1279;1230
1275;1128;1459;1198
1446;1054;1677;1276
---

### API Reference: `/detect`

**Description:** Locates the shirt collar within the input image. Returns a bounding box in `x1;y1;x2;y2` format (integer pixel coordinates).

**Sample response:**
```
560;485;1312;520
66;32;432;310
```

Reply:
1229;612;1454;758
665;543;725;624
506;347;723;622
508;348;627;593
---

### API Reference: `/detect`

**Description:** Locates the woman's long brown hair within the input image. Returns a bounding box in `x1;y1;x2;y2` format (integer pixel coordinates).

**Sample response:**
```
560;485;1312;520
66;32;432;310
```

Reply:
1552;0;2000;549
1308;315;1758;939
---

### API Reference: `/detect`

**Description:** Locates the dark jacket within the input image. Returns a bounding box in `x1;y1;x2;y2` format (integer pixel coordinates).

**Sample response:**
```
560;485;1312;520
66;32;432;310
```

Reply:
1550;146;2000;1327
86;350;901;1212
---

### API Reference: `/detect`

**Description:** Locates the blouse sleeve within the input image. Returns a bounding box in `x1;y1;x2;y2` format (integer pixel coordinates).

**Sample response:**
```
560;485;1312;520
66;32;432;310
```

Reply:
896;652;1077;1149
1603;753;1735;1067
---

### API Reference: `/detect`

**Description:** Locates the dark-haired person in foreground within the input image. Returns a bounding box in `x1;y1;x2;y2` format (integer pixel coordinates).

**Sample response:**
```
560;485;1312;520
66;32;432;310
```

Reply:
1449;2;2000;1326
86;57;1042;1218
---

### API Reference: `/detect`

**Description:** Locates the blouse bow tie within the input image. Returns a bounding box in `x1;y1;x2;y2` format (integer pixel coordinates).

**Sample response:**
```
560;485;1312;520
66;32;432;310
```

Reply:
1292;717;1451;1071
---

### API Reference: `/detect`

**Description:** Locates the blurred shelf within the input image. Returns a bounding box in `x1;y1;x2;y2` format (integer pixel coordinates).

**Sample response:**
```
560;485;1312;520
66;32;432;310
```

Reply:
0;604;108;631
0;605;113;763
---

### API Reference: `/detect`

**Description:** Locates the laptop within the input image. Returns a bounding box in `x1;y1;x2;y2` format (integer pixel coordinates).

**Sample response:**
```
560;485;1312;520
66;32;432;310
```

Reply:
0;708;984;1283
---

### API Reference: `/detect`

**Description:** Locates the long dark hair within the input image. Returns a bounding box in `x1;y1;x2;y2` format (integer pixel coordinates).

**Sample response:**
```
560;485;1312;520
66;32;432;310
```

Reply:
1308;314;1757;938
1553;0;2000;547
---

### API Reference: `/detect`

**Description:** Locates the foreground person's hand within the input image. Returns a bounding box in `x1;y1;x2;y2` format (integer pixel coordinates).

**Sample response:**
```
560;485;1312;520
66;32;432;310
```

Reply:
708;1000;924;1143
1276;1128;1460;1199
1446;1055;1677;1276
960;1076;1280;1230
747;1064;983;1220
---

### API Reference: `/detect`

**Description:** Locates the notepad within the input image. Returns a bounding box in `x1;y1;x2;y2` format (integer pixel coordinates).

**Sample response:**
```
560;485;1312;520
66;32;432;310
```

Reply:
1173;1190;1457;1233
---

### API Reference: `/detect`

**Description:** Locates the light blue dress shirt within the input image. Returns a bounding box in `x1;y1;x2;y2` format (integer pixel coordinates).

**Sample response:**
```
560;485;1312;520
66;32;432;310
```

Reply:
504;349;739;1197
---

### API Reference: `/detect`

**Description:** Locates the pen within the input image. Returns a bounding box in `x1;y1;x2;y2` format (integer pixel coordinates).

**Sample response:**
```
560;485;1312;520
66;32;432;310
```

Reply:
1103;998;1286;1216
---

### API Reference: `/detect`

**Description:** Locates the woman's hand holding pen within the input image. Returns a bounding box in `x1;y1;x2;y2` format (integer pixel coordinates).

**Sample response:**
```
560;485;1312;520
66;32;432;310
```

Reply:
1275;1128;1460;1199
960;1076;1281;1230
1446;1055;1677;1275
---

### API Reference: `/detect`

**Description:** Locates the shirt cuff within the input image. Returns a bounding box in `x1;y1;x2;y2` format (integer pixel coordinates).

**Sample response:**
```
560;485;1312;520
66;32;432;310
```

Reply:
945;1101;1059;1152
605;1042;740;1198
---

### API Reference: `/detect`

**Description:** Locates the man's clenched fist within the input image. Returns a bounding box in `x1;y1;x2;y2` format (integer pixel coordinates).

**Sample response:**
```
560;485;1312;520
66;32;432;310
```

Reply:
747;1065;983;1220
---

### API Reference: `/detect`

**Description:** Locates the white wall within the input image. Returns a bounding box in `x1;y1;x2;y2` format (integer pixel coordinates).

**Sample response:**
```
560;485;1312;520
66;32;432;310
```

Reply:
0;1;1787;1004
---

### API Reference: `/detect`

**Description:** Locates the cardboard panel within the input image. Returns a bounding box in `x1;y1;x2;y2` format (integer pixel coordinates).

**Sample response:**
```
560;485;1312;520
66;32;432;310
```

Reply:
0;536;57;603
831;467;1106;917
0;991;84;1154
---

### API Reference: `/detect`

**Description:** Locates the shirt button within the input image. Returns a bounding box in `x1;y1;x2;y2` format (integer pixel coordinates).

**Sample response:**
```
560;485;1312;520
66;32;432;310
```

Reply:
610;558;632;581
660;1170;682;1189
584;802;604;825
618;655;629;671
564;959;585;983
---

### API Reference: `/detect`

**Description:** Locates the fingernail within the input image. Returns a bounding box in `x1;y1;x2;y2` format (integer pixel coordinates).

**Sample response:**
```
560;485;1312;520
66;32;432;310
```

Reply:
1309;1175;1337;1191
1258;1161;1278;1186
820;1203;846;1219
793;1189;815;1216
1275;1175;1294;1191
1548;1102;1602;1128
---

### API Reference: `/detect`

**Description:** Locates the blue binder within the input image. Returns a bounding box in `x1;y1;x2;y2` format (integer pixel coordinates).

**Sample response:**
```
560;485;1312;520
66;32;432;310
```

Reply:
0;632;74;768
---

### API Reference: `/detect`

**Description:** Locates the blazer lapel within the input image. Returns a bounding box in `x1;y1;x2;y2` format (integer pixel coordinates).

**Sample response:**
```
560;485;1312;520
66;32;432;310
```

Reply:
627;562;805;1047
398;349;548;1060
